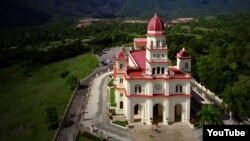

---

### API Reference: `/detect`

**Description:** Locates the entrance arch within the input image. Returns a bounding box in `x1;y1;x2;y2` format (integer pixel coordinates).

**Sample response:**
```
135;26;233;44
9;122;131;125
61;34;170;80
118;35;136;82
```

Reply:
134;104;143;122
153;104;163;124
175;104;182;122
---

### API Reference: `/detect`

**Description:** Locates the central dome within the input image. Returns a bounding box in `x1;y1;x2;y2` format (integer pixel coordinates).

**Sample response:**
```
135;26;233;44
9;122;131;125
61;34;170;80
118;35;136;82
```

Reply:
147;14;165;32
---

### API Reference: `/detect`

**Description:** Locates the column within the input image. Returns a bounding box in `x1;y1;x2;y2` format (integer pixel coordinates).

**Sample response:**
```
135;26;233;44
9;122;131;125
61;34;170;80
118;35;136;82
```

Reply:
147;99;153;125
186;99;190;123
164;99;169;125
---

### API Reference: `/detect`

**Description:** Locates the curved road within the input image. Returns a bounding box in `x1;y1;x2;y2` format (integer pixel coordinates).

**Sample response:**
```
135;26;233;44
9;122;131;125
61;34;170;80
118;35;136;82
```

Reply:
55;47;122;141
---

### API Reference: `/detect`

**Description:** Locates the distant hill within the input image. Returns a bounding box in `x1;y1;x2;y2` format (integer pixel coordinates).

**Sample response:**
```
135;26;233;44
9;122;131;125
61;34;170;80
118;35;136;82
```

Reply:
20;0;250;18
1;0;250;28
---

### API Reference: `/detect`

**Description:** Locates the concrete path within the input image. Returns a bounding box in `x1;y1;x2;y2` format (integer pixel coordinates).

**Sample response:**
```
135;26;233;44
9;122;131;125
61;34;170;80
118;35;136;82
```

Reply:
82;72;133;141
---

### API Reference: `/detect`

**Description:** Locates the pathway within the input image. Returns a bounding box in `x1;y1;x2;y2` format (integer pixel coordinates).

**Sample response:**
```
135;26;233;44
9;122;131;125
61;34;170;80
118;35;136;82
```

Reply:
82;72;133;141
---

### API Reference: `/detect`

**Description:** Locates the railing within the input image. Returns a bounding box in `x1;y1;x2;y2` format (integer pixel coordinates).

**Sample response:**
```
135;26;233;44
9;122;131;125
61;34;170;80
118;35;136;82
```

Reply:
191;80;223;108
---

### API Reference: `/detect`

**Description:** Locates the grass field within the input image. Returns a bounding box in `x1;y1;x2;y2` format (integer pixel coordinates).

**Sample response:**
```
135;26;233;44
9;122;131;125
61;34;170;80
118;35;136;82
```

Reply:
0;54;99;141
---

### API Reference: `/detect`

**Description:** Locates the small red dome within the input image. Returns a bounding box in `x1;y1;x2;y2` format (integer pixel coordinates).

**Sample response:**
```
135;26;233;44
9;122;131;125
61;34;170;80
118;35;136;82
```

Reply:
178;48;191;58
147;14;165;32
116;51;126;60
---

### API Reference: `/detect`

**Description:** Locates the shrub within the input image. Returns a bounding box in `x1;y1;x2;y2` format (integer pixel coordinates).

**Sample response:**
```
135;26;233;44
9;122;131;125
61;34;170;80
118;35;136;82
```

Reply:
60;70;70;78
66;74;79;90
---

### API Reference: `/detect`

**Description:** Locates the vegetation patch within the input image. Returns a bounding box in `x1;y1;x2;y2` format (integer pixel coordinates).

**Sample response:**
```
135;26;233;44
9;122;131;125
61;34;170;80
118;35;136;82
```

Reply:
109;88;116;107
76;132;107;141
108;78;114;87
112;120;127;127
0;54;99;141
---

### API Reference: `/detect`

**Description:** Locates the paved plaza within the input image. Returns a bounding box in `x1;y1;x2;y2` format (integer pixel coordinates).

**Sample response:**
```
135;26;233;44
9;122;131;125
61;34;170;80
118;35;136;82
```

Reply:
129;124;200;141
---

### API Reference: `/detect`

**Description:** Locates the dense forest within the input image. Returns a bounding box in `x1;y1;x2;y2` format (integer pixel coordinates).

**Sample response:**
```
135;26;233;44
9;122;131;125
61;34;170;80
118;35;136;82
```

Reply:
0;13;249;118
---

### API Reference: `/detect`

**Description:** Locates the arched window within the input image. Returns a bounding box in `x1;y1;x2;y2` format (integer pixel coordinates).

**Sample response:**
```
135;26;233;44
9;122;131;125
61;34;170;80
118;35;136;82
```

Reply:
120;101;123;109
119;63;124;69
185;63;189;69
162;41;165;47
152;68;156;74
151;41;153;47
157;40;160;47
161;67;165;74
176;84;182;93
157;67;161;74
135;85;142;93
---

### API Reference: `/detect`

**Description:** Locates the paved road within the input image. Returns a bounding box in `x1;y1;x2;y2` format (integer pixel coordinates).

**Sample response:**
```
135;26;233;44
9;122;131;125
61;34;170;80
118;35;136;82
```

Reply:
55;47;121;141
82;72;133;141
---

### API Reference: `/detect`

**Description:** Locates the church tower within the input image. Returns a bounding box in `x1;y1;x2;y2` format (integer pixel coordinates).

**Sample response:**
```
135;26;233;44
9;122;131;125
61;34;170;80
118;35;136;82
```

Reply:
177;48;191;73
145;14;170;76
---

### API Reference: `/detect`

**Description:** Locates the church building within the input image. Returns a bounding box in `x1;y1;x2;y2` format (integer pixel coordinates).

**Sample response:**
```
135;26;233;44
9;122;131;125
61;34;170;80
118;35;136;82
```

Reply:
113;14;192;125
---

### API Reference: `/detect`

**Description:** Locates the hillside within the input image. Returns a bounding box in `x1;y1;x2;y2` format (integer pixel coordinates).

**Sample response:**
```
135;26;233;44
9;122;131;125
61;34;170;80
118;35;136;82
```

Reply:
22;0;250;19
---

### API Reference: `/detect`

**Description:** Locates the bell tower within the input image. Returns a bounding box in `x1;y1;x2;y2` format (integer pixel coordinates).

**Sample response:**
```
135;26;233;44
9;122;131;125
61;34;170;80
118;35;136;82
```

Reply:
145;14;170;76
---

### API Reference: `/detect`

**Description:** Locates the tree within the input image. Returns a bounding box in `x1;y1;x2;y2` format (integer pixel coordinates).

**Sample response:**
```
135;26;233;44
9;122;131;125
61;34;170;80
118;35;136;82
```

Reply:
222;87;239;122
196;104;222;126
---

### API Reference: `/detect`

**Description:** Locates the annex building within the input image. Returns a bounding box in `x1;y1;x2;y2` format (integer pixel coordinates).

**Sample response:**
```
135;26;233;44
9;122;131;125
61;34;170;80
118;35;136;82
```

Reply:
113;14;192;125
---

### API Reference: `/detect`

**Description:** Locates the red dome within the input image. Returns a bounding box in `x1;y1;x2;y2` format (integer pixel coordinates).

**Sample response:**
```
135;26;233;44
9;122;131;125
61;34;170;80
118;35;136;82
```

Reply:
116;51;126;60
177;48;191;58
147;14;165;32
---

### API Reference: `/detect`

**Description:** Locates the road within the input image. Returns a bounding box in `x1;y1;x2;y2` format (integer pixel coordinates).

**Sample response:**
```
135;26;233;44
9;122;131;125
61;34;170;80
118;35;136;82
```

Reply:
55;47;121;141
82;72;133;141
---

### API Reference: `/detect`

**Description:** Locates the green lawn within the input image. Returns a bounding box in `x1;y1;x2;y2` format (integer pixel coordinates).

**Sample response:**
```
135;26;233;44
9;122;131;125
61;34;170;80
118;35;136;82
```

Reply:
109;88;116;107
0;54;99;141
113;120;127;127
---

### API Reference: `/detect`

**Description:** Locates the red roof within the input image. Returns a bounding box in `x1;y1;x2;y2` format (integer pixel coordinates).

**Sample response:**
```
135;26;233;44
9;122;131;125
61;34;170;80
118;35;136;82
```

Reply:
116;51;126;60
134;38;147;47
177;48;191;58
130;51;146;69
146;33;165;36
147;14;165;32
169;67;184;75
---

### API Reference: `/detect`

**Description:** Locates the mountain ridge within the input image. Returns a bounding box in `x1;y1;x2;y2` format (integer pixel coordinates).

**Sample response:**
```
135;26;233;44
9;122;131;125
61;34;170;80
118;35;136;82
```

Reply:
1;0;250;29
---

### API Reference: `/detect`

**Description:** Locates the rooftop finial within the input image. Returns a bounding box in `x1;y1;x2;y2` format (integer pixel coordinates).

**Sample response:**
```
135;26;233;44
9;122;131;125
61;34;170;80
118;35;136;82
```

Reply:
154;13;157;17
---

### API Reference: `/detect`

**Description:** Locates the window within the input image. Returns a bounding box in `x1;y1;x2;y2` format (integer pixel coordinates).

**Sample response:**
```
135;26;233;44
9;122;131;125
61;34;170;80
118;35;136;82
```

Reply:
162;54;164;58
119;63;124;69
157;54;160;58
161;67;165;74
120;101;123;109
153;54;155;58
157;67;161;74
151;41;153;47
152;68;156;75
176;84;183;93
157;40;160;47
135;85;142;93
162;41;165;47
120;93;123;97
185;63;189;69
120;78;123;84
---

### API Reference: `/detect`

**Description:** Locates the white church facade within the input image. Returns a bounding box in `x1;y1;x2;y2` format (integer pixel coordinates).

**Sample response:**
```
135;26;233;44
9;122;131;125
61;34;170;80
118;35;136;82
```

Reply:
113;14;192;125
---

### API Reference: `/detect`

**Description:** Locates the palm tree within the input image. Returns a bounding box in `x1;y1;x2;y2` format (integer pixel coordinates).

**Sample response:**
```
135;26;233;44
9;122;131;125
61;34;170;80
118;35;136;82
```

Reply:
196;104;222;126
222;86;241;124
